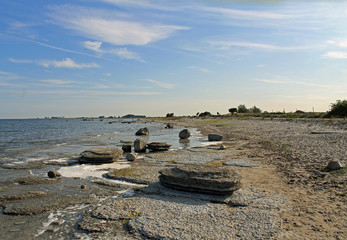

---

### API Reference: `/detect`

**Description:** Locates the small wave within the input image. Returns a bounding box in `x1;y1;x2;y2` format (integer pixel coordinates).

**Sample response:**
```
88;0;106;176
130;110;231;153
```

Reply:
55;143;67;147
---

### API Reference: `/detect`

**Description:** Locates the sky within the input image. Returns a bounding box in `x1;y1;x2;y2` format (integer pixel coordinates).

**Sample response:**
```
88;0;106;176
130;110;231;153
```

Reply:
1;0;347;118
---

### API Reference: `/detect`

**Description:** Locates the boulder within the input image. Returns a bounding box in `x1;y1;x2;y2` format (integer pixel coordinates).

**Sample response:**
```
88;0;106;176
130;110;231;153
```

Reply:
122;144;132;152
165;123;174;129
80;147;123;163
126;153;138;161
326;160;345;171
219;145;226;150
135;127;149;136
134;139;146;152
159;165;242;195
47;170;61;178
208;134;223;141
147;142;172;152
179;129;191;139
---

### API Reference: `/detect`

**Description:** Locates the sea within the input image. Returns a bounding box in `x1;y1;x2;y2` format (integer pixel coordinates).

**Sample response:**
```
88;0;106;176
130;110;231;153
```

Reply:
0;118;206;168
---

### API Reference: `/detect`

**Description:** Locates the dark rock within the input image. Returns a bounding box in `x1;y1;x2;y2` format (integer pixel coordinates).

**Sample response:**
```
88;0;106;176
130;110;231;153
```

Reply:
122;144;132;152
159;165;242;195
135;127;149;136
47;170;61;178
126;153;137;161
208;134;223;141
147;142;172;151
326;160;345;171
179;129;191;139
165;123;174;129
80;147;123;164
219;145;226;150
134;139;146;152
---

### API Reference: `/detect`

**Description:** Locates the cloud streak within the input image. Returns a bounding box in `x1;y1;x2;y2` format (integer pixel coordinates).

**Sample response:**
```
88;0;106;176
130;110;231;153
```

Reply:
10;57;100;69
255;79;331;88
145;79;175;89
322;51;347;59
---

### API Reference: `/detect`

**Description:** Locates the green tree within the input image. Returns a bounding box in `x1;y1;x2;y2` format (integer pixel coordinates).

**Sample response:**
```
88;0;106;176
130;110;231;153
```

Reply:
327;100;347;117
237;104;249;113
249;105;262;113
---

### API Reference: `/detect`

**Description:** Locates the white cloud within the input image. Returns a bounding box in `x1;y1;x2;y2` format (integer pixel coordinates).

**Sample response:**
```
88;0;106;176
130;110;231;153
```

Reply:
49;6;189;46
255;79;331;88
83;41;103;52
38;58;100;69
188;66;210;73
39;79;82;85
110;48;145;62
322;51;347;59
256;79;288;84
327;40;347;48
9;58;33;63
145;79;175;89
208;41;299;51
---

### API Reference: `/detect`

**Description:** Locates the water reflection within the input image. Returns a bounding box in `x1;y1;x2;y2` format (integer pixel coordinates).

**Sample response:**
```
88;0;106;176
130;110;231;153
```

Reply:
179;138;190;148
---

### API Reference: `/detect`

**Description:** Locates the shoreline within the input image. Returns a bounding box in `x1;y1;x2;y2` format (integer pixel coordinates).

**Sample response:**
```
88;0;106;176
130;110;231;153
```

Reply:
0;118;346;239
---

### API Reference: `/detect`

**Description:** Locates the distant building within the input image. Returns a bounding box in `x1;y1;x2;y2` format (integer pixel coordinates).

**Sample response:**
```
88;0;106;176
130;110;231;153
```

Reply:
122;114;146;118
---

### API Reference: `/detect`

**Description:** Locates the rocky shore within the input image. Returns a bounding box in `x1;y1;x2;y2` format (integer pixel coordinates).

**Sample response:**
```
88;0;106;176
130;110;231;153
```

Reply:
0;118;346;239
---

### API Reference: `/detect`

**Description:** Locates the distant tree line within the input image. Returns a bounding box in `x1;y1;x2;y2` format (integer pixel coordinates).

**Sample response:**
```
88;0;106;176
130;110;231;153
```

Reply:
229;104;262;114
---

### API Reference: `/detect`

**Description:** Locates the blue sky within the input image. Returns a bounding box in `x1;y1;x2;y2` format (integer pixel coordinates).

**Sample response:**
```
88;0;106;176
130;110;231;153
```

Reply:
1;0;347;118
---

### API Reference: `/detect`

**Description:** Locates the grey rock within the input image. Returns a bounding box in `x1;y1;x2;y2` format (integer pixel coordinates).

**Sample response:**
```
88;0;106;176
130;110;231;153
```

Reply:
326;160;345;171
126;153;137;161
134;139;146;152
159;165;242;195
47;170;61;178
165;123;174;129
80;147;123;164
179;129;191;139
135;127;149;136
219;145;226;150
223;158;261;168
208;134;223;141
147;142;171;151
122;144;132;152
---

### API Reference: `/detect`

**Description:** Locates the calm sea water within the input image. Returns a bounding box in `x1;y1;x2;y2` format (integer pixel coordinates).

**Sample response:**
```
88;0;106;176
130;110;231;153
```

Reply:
0;118;205;164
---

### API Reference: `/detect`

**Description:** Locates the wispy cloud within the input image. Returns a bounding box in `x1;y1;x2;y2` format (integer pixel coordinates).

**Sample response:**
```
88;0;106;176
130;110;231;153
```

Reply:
38;58;100;69
110;48;145;62
83;41;103;52
48;5;189;46
145;79;175;89
9;58;33;63
208;41;303;51
0;71;21;81
255;79;331;88
322;51;347;59
188;66;210;73
39;79;82;85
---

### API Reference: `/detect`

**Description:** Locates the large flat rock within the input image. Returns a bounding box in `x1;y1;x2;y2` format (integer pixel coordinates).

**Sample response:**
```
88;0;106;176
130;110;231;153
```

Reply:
80;147;123;164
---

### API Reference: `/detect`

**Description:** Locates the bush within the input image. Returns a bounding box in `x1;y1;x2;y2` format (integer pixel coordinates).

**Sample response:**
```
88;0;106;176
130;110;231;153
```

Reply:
198;111;212;117
249;105;262;113
327;100;347;117
166;113;174;117
228;108;237;114
237;104;249;113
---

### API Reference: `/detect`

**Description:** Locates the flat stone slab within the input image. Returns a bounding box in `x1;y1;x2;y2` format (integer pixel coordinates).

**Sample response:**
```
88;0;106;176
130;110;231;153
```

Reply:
147;142;171;151
80;147;123;164
223;158;261;168
159;165;242;195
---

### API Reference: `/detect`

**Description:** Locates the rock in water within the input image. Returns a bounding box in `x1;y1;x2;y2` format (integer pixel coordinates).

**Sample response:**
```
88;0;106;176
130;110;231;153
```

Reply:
179;129;191;139
208;134;223;141
135;127;149;136
122;144;132;152
134;139;146;152
126;153;137;161
47;170;61;178
165;123;174;129
80;147;123;163
147;142;171;151
159;165;241;195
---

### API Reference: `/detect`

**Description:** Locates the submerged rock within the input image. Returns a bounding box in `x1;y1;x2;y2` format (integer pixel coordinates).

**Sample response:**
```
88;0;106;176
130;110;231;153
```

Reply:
179;129;191;139
165;123;174;129
134;139;146;152
208;134;223;141
159;165;242;195
80;147;123;164
147;142;171;151
126;153;138;161
135;127;149;136
47;170;61;178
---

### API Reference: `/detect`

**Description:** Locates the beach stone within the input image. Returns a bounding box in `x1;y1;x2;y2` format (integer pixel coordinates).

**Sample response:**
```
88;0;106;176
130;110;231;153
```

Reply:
208;134;223;141
47;170;61;178
219;145;226;150
326;160;345;171
159;165;242;195
134;139;146;152
223;158;261;168
179;129;191;139
147;142;171;151
165;123;174;129
126;153;137;161
121;144;132;152
80;147;123;163
135;127;149;136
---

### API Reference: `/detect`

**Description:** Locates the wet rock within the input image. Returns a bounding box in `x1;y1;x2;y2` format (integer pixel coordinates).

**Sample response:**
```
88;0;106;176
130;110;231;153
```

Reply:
16;175;60;185
208;134;223;141
325;160;345;171
126;153;137;161
179;129;191;139
81;184;87;189
80;147;123;164
104;166;162;185
47;170;61;178
223;158;261;168
219;145;226;150
165;123;174;129
135;127;149;136
134;139;146;152
147;142;171;152
159;165;242;195
122;144;132;152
